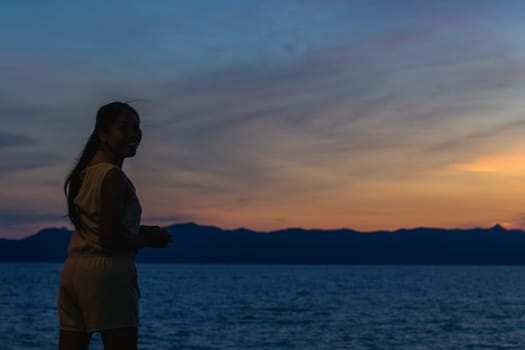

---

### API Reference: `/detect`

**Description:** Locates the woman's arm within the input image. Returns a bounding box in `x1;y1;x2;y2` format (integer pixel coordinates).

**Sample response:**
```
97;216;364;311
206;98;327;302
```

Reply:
139;225;172;248
99;168;140;250
99;167;171;250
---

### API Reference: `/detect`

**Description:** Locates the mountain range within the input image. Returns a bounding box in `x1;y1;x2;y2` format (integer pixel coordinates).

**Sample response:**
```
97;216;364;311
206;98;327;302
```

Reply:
1;223;524;264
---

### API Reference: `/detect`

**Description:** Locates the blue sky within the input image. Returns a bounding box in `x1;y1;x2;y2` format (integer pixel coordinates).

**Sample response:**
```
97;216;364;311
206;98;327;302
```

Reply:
2;1;525;238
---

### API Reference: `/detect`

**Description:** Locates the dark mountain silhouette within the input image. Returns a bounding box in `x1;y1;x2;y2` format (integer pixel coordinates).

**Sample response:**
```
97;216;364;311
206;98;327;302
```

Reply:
0;227;72;262
1;223;525;264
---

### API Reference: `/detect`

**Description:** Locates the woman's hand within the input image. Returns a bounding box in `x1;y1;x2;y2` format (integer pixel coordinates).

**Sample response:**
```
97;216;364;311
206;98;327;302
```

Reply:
139;225;172;248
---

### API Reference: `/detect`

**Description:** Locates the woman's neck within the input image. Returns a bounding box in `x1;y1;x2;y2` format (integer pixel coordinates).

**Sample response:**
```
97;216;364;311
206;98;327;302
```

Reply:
89;150;123;168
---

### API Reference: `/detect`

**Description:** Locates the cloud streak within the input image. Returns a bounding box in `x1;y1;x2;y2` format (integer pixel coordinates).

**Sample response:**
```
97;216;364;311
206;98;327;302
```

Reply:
0;132;36;149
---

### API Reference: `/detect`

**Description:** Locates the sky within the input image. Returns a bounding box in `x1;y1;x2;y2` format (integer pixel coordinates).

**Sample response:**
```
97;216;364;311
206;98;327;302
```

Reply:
2;1;525;238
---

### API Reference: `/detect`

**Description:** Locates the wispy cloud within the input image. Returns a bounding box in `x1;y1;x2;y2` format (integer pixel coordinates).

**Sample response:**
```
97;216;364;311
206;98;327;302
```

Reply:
0;150;64;173
0;132;36;149
0;208;65;226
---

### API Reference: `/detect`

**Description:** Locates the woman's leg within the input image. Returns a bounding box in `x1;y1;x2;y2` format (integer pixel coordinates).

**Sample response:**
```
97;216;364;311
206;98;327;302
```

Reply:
101;327;138;350
58;330;91;350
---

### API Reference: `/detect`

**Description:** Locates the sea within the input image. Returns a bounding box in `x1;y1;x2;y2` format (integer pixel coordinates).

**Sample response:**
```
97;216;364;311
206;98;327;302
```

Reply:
1;263;525;350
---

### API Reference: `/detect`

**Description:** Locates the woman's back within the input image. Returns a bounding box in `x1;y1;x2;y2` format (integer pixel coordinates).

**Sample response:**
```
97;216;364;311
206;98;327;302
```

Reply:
67;162;142;258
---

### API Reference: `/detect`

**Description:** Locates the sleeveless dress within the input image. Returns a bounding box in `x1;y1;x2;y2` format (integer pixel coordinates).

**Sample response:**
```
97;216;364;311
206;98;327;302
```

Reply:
57;162;142;333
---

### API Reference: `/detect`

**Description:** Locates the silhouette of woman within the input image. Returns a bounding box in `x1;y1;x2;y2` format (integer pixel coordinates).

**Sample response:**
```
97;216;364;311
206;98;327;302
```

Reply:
58;102;172;350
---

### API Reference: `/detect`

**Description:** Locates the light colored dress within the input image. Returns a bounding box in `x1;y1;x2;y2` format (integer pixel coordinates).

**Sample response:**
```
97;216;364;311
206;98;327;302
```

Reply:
57;162;142;333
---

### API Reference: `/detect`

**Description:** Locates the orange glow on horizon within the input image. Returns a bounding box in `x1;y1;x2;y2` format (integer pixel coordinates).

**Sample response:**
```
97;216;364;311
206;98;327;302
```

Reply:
500;222;525;231
451;151;525;174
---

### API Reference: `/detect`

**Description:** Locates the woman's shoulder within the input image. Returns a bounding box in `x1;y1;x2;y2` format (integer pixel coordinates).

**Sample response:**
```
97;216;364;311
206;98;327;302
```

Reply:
75;164;123;205
80;162;121;183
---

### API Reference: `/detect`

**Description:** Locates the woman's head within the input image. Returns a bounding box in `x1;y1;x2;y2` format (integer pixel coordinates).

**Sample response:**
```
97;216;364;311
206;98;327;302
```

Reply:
64;101;141;229
95;102;142;160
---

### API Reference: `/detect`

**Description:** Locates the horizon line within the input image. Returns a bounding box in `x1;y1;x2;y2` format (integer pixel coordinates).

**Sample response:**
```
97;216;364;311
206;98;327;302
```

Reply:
2;222;521;241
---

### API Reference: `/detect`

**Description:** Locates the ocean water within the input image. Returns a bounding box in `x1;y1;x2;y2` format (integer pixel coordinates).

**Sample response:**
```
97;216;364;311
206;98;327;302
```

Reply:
1;263;525;350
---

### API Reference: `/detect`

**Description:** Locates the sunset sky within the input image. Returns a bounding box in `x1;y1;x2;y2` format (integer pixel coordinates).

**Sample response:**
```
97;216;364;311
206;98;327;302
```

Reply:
2;1;525;238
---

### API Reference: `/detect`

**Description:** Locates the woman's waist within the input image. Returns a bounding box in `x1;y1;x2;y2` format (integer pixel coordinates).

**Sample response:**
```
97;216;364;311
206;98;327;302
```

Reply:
68;231;137;258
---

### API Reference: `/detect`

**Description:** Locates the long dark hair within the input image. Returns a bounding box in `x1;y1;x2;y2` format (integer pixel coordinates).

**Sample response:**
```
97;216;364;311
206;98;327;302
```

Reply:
64;101;140;230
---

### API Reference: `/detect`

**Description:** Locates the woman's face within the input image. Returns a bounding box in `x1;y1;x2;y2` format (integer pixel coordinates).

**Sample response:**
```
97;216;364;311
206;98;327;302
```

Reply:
99;111;142;160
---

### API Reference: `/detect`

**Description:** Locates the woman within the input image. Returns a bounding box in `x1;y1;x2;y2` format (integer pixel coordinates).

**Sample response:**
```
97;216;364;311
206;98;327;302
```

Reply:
58;102;172;350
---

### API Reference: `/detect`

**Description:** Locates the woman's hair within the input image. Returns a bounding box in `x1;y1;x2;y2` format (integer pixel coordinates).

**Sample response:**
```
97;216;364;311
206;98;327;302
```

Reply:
64;101;140;230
